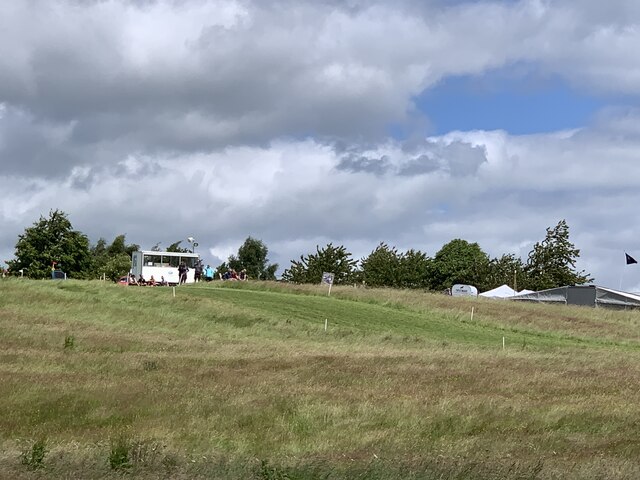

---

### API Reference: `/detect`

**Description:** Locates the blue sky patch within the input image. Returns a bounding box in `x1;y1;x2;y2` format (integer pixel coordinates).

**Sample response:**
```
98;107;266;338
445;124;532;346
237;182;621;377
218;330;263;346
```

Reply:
415;69;607;135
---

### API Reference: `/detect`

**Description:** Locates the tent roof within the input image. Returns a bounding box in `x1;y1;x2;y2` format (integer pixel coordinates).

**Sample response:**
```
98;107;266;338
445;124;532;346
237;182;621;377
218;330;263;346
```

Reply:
480;284;516;298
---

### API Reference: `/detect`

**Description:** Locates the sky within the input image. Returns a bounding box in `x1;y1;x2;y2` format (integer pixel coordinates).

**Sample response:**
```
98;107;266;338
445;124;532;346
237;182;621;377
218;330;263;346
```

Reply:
2;0;640;290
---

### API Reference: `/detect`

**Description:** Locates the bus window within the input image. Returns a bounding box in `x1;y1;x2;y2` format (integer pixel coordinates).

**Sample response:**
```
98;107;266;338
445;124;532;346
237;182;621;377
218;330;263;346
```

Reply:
143;254;162;267
181;256;197;268
164;256;180;268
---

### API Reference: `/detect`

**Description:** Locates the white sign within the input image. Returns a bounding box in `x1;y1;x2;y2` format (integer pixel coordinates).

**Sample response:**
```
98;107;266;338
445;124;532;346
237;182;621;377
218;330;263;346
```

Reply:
321;272;335;285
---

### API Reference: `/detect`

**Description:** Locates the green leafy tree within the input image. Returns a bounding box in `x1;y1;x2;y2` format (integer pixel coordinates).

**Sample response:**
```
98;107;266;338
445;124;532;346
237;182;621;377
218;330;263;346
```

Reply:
106;234;139;257
102;254;133;282
227;237;278;280
428;239;490;291
397;249;432;289
484;254;528;292
282;243;357;284
90;234;139;281
7;210;92;279
166;241;190;253
525;220;592;291
360;243;401;287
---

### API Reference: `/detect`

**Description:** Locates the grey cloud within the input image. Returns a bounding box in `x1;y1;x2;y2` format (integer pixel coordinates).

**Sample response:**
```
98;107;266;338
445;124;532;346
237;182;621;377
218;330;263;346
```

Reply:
0;107;81;177
442;142;488;176
398;154;441;176
336;140;487;178
336;154;390;175
2;0;640;181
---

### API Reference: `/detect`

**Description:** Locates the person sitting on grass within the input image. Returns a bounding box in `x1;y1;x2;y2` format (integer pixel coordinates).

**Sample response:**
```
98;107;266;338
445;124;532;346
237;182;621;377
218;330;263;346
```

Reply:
138;274;147;286
128;273;138;286
239;269;248;281
148;275;156;286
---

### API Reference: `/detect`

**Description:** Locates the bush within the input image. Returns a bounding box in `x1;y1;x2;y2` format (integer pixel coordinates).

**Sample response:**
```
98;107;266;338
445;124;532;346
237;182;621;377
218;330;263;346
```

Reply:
63;335;75;351
143;360;158;372
109;436;131;471
20;439;47;470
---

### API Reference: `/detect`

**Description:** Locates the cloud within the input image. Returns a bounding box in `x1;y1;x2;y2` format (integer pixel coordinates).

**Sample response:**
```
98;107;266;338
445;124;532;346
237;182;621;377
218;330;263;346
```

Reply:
3;111;640;290
2;0;640;179
336;140;487;177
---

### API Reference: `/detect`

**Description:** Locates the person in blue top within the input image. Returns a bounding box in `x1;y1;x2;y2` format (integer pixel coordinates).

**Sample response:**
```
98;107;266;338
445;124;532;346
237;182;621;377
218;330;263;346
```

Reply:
204;265;214;282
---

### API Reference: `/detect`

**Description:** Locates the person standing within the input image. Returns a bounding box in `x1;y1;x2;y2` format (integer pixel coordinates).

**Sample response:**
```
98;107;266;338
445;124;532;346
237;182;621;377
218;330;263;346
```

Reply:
204;264;214;282
194;261;203;283
178;261;188;285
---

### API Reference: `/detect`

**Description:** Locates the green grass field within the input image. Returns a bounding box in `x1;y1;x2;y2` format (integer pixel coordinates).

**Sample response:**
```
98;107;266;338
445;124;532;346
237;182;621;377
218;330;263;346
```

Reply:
2;279;640;479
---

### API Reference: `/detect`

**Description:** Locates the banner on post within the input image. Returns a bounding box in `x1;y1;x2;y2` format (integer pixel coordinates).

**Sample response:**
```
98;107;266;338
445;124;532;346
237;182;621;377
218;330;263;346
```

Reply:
321;272;334;286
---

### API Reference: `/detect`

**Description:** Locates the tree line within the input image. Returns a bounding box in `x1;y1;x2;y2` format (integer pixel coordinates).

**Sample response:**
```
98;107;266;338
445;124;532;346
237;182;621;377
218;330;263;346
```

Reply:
4;210;592;292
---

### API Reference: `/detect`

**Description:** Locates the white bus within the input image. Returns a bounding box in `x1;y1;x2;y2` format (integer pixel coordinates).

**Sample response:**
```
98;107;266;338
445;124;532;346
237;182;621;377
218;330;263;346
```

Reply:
130;251;200;285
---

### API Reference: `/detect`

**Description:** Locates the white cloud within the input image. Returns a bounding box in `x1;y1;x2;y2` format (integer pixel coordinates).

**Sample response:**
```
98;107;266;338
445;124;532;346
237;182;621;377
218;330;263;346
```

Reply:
3;111;640;289
1;0;640;170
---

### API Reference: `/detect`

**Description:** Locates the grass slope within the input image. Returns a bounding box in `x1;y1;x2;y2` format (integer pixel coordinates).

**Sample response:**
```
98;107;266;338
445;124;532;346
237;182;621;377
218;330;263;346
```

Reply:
2;279;640;479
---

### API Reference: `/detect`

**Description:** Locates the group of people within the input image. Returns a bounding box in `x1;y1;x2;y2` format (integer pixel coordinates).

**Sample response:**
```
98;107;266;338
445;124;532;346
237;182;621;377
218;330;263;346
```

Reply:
221;269;248;281
128;273;167;286
192;263;248;282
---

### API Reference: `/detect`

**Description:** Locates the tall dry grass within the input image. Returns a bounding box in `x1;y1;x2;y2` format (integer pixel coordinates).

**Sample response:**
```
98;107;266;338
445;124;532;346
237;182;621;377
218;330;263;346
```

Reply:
2;278;640;478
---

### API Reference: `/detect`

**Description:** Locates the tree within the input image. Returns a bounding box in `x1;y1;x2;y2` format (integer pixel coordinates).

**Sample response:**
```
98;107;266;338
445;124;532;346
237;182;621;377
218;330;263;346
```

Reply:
282;243;357;284
360;243;401;287
106;234;138;257
90;234;139;281
484;254;528;292
359;244;432;289
7;210;92;279
166;241;190;253
525;220;592;291
227;237;278;280
397;249;432;289
101;254;133;282
428;239;490;291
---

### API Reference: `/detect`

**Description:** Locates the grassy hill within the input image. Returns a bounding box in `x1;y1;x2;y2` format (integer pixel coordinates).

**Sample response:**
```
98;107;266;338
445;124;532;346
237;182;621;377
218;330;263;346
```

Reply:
2;279;640;479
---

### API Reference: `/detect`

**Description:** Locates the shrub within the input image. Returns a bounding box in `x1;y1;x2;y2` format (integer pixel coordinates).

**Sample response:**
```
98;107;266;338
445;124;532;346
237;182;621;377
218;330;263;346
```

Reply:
63;335;75;351
20;439;47;470
143;360;158;372
109;436;131;471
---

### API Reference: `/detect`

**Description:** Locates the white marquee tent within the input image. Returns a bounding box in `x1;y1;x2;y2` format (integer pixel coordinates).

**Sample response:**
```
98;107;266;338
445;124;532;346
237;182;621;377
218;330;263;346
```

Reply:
480;284;534;298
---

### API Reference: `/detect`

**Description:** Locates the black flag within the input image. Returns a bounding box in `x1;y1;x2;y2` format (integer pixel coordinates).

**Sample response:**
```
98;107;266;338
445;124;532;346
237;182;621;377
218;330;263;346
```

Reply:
626;253;638;265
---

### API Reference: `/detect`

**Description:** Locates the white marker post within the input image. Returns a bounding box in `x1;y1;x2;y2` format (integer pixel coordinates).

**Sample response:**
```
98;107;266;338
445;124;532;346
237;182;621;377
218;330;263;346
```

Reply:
172;286;176;298
325;318;328;332
502;336;505;350
470;307;474;321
